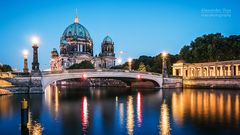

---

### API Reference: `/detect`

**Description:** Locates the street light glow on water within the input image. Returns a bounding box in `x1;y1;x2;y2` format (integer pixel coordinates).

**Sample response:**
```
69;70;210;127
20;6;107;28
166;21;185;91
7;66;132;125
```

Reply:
0;87;240;135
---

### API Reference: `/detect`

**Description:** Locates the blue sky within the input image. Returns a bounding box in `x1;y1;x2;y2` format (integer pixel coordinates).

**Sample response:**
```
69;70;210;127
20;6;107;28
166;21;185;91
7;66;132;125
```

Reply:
0;0;239;70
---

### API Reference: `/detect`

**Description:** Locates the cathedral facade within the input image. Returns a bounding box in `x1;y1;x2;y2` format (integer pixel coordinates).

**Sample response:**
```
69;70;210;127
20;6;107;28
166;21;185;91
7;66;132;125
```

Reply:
50;16;115;71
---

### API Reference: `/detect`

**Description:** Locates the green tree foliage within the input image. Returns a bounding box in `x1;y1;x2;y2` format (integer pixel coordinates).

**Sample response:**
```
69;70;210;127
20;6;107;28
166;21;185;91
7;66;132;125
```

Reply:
179;33;240;63
138;62;146;72
111;33;240;73
68;61;94;69
0;64;12;72
111;53;179;74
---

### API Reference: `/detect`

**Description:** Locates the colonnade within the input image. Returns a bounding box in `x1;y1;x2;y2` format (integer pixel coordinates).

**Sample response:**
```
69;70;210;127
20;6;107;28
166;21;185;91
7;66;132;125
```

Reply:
172;60;240;78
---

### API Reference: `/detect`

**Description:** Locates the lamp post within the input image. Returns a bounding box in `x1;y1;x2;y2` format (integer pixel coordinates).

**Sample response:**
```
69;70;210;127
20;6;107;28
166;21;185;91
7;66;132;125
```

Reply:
22;49;29;73
162;52;168;78
128;58;132;71
31;37;40;72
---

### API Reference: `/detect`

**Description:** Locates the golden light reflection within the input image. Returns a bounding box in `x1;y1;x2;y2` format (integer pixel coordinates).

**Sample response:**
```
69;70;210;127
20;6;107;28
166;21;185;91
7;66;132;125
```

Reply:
226;94;231;123
137;92;142;127
30;122;43;135
54;86;59;115
44;85;52;109
197;91;203;118
127;96;134;135
81;96;88;131
0;95;12;117
203;92;209;118
235;95;239;125
172;93;184;125
171;90;239;126
218;94;224;122
160;100;171;135
116;96;118;108
210;93;216;122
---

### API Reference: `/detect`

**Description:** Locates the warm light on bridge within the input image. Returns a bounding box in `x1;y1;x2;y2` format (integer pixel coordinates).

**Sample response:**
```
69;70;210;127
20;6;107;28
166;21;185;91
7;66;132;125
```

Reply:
81;73;88;80
136;74;142;80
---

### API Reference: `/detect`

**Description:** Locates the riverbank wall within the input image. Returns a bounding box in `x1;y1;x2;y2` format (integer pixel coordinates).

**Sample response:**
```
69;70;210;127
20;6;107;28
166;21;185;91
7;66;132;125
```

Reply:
0;77;43;94
183;77;240;89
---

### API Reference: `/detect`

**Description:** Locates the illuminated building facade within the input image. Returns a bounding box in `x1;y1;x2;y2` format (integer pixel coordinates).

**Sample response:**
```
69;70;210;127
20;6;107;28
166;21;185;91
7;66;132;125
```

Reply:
50;16;115;71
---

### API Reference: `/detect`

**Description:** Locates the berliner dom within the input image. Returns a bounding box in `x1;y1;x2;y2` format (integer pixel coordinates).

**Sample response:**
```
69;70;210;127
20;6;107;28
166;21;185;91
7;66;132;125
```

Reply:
50;16;115;71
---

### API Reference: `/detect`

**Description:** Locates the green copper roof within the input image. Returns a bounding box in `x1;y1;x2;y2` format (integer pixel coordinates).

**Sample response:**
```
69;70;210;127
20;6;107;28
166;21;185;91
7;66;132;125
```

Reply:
62;22;91;39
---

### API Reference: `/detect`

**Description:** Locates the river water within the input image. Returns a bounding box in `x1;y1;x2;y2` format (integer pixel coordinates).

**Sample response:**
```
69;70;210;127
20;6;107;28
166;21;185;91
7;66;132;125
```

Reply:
0;86;240;135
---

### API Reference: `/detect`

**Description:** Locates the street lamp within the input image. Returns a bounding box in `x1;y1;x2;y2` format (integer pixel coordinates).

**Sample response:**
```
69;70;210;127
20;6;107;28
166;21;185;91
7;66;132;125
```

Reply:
117;58;122;65
161;51;168;77
31;36;40;72
128;58;133;71
22;49;29;73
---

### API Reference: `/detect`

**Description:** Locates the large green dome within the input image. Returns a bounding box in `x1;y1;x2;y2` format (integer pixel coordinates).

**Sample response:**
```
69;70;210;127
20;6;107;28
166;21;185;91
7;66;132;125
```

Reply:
62;22;91;39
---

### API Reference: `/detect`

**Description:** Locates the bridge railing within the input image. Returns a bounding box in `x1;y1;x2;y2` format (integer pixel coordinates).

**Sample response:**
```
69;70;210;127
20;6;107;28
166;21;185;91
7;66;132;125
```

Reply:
42;69;162;76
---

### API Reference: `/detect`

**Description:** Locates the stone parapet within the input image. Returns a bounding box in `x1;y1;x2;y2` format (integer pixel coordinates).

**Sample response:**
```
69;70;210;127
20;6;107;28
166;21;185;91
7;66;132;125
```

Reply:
183;78;240;89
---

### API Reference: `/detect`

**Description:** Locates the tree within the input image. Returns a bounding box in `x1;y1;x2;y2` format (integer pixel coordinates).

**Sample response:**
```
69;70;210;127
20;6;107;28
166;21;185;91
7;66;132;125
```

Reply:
68;61;94;69
0;64;12;72
138;62;146;72
179;33;240;63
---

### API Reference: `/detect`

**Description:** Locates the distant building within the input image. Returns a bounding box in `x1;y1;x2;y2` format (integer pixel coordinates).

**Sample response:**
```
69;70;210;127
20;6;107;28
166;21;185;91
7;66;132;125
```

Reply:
50;16;115;71
172;60;240;78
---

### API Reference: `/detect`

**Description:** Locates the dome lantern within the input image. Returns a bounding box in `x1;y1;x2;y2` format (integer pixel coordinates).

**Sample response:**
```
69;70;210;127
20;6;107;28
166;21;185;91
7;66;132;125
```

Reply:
74;16;79;23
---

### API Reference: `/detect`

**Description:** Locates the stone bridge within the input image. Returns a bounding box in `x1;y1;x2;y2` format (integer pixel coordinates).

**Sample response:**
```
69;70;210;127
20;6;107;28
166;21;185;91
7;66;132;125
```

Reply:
41;69;163;91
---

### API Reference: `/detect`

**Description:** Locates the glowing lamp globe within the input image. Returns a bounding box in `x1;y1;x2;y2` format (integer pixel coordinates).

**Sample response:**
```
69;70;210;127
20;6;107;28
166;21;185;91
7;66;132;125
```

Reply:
117;58;122;64
162;51;168;58
31;36;39;46
22;49;29;59
128;58;132;63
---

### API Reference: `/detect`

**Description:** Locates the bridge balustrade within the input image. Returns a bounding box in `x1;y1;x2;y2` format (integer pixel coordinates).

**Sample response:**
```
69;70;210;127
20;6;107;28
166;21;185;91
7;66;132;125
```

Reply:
41;69;162;76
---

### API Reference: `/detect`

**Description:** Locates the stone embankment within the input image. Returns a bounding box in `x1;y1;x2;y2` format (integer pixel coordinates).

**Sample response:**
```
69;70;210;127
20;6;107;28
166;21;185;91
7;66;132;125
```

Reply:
0;77;43;94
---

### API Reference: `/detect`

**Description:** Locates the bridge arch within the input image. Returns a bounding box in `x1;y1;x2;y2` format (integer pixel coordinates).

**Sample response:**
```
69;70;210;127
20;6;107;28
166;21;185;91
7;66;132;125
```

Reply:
42;70;163;91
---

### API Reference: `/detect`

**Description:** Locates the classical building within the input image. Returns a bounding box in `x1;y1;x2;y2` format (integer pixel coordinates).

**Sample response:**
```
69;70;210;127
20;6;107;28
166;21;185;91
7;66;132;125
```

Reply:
172;60;240;78
50;16;115;71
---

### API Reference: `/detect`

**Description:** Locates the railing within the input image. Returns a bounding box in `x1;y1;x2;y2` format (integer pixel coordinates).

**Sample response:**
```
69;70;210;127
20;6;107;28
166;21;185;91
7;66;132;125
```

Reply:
42;69;162;76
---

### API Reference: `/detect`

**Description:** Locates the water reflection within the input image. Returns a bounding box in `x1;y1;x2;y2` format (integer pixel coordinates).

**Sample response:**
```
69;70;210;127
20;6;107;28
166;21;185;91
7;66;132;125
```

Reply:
137;92;142;127
0;95;12;117
21;108;43;135
159;100;171;135
81;96;88;133
127;96;134;135
171;89;240;127
0;87;240;135
119;103;124;126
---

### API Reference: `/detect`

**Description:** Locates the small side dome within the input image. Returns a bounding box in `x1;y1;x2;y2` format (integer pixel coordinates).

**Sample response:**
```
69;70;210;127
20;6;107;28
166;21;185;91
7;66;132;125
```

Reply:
52;48;58;52
103;35;113;44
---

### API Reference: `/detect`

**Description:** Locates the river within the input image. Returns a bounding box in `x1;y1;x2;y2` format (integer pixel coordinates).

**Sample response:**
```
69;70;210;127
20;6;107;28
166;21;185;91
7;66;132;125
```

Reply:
0;86;239;135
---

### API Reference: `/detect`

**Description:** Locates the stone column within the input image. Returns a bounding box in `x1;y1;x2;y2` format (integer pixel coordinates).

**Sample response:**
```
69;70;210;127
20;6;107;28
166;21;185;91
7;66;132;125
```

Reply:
220;65;223;76
207;66;210;77
180;67;183;76
173;67;176;76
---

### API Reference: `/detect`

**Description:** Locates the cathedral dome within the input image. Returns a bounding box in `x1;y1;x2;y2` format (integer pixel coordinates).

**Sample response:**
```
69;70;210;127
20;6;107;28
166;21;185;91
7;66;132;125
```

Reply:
103;35;113;44
62;16;91;40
